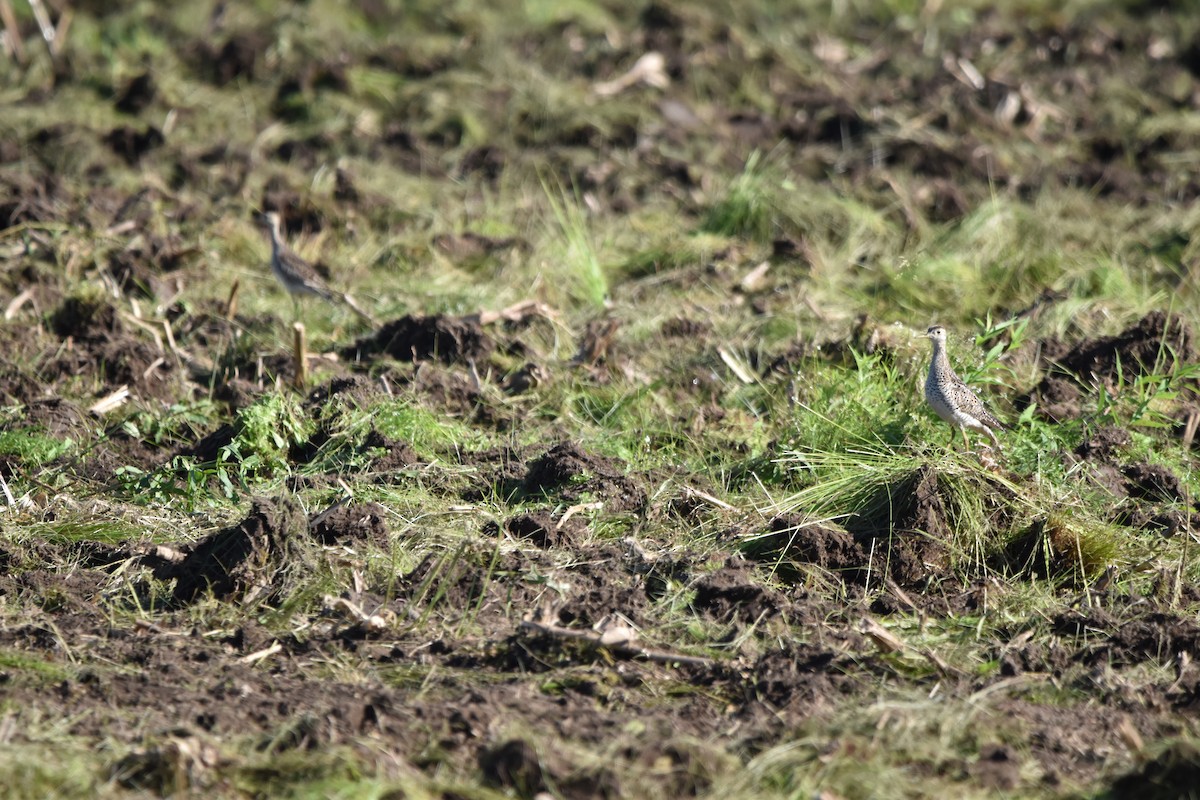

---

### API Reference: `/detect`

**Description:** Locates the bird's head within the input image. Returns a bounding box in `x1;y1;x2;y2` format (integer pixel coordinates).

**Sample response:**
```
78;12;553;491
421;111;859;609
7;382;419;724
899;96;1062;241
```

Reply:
924;325;948;345
253;210;282;235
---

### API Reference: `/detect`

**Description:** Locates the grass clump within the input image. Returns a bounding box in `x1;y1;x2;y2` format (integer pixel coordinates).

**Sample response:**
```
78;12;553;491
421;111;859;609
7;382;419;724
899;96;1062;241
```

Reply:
1003;512;1119;585
540;181;609;309
374;398;484;456
0;428;74;466
702;151;782;243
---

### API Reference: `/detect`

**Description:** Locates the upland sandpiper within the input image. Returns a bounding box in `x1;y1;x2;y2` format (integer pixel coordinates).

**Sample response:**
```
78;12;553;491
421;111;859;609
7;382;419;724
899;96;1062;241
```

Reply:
922;325;1005;450
255;211;339;306
255;211;374;322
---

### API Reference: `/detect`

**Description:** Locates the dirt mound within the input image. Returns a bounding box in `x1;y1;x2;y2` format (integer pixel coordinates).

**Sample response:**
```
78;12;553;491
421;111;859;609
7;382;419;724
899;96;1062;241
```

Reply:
751;644;844;716
1052;606;1200;669
661;317;711;338
1075;426;1132;461
161;497;311;604
743;473;957;589
1107;741;1200;800
743;515;865;576
971;744;1022;791
411;363;486;419
1058;311;1193;379
10;397;90;441
479;739;546;796
486;510;584;549
398;541;651;639
343;313;493;364
42;293;181;402
522;442;647;513
361;429;420;472
690;560;782;623
1121;462;1187;503
311;502;389;546
1022;312;1194;420
103;125;164;165
303;375;385;409
49;295;121;342
848;466;952;587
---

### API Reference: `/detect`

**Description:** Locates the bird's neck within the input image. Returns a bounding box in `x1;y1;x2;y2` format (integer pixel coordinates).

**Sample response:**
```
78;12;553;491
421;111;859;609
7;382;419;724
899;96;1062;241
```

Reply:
929;342;950;373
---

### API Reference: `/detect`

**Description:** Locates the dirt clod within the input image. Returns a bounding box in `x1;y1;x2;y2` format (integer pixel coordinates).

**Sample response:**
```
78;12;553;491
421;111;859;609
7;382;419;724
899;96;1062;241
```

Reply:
164;497;311;604
311;502;389;546
1075;426;1132;461
344;313;493;364
1107;741;1200;799
522;442;646;513
1121;462;1186;503
745;515;865;576
972;744;1021;790
479;739;545;795
691;560;780;623
493;511;582;549
1023;312;1194;420
848;466;950;587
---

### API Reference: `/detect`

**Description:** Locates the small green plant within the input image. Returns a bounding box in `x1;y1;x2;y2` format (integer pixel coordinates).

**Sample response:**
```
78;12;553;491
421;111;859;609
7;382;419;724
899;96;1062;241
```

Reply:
119;400;216;447
374;399;481;455
0;428;74;466
701;150;779;243
117;454;223;509
117;394;311;506
541;177;608;308
965;314;1030;386
227;392;311;480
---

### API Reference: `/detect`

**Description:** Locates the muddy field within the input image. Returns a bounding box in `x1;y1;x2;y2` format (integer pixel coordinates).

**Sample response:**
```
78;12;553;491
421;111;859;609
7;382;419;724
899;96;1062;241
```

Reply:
2;2;1200;798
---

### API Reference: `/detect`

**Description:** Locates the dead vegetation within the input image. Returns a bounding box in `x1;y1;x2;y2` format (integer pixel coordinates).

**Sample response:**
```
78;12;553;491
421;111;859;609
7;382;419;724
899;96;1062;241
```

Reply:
1;1;1199;798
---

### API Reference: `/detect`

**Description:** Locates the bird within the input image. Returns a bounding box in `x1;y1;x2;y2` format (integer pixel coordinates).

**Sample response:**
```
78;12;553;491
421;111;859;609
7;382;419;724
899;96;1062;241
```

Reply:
922;325;1006;450
254;211;374;322
255;211;339;303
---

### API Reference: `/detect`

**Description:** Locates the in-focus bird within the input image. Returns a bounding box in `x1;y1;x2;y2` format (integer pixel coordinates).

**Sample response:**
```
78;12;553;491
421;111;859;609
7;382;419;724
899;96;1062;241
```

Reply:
922;325;1005;450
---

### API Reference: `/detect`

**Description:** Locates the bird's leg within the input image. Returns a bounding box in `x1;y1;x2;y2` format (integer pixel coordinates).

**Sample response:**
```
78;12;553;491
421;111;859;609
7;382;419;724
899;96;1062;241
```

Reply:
986;428;1001;451
961;427;970;450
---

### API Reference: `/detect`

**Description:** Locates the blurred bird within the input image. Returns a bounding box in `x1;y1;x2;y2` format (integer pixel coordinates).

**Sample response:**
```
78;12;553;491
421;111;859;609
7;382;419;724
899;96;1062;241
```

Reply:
254;211;373;322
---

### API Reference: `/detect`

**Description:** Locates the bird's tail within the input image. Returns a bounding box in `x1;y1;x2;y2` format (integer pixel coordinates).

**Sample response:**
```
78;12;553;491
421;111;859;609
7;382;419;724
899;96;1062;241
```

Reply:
337;292;376;325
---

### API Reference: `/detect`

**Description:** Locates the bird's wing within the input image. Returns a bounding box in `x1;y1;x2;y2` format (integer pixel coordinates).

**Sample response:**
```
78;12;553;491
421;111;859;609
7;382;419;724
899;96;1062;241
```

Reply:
966;387;1007;430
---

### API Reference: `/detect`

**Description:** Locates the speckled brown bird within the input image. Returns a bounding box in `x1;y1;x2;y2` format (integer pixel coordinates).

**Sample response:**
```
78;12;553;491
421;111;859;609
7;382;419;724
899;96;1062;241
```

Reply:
255;211;338;304
923;325;1005;450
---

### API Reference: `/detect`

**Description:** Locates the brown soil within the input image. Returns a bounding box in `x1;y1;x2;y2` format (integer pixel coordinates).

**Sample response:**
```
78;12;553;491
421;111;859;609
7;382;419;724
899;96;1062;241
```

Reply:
3;5;1200;797
847;466;953;587
1021;312;1195;421
0;480;1196;796
518;441;648;513
343;313;494;365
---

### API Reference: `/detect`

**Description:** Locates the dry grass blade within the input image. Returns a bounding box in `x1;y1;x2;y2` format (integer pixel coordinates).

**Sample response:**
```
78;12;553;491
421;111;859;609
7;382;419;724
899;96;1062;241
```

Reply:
593;51;668;96
89;385;130;415
237;641;282;665
0;0;25;64
224;278;239;320
4;287;34;320
718;346;755;384
292;322;307;389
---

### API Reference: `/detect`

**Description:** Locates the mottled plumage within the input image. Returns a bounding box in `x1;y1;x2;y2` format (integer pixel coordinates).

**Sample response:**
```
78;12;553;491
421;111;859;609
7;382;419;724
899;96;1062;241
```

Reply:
923;325;1005;449
256;211;338;304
